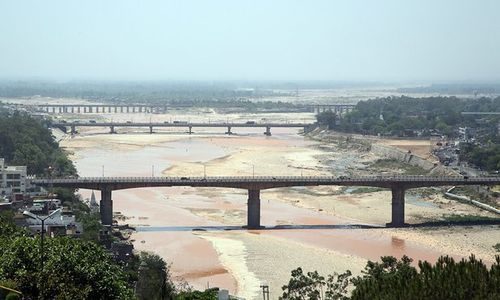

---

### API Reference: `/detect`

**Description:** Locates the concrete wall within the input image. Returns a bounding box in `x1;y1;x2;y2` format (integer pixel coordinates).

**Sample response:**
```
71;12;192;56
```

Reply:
370;143;453;175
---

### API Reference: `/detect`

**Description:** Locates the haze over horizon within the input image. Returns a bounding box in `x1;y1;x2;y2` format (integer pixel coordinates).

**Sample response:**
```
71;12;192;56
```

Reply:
1;0;499;82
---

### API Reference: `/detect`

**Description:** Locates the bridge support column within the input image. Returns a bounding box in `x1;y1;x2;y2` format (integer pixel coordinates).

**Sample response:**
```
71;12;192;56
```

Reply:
100;188;113;226
226;126;232;135
70;125;76;135
264;126;272;136
110;126;116;134
189;126;192;134
247;189;262;229
149;126;153;134
126;107;130;113
387;186;406;227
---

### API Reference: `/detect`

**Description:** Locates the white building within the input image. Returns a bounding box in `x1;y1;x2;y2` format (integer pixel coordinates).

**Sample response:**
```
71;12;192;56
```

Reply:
0;158;28;198
25;210;83;236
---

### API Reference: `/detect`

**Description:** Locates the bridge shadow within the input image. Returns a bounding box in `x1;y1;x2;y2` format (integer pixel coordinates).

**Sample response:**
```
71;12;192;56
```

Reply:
407;219;500;228
134;219;500;232
135;224;384;232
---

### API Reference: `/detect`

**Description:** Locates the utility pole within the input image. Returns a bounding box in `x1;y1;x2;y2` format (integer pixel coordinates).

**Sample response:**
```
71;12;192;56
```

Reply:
260;285;269;300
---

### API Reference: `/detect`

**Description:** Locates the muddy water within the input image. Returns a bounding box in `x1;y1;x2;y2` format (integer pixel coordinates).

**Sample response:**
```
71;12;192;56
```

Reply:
64;128;443;299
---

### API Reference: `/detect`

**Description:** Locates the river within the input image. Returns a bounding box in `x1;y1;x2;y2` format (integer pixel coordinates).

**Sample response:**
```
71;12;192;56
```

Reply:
60;112;447;299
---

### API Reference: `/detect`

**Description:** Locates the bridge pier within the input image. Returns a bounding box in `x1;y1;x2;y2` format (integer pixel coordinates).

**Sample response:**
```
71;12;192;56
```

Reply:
188;126;193;134
110;125;116;134
264;126;272;136
149;126;153;134
100;187;113;226
387;186;406;227
226;126;232;135
70;125;76;135
247;189;262;229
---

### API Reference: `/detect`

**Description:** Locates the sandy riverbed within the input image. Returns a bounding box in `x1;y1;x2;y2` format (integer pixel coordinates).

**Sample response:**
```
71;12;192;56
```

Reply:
53;110;500;299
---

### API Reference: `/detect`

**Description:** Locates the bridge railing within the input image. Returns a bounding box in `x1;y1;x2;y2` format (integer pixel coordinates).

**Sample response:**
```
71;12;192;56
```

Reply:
28;175;500;184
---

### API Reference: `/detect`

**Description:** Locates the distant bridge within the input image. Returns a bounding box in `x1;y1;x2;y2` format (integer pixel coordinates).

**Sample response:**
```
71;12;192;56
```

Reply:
28;175;500;228
12;103;356;115
52;121;315;136
30;104;180;114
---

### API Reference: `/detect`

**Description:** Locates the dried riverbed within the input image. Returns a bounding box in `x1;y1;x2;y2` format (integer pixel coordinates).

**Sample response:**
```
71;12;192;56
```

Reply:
55;111;500;299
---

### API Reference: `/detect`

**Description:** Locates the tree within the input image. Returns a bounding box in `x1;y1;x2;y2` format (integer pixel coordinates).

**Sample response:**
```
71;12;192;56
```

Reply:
0;236;134;299
136;251;175;300
280;267;351;300
174;289;218;300
281;255;500;299
317;111;337;129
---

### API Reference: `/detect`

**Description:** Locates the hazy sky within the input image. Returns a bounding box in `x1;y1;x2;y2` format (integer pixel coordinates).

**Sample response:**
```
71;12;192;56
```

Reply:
1;0;499;82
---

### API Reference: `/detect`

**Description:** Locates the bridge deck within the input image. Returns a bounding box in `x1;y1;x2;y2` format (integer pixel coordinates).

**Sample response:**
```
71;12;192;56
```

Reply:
53;122;311;128
29;175;500;190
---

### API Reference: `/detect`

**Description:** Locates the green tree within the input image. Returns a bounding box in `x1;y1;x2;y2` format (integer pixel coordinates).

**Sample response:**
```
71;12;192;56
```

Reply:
174;289;218;300
317;111;337;129
281;255;500;300
280;267;351;300
0;236;134;299
136;251;175;300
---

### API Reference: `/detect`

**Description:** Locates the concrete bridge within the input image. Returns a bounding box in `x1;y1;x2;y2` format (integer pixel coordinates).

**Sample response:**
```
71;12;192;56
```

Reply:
32;104;190;114
52;121;315;136
28;175;500;229
17;103;356;115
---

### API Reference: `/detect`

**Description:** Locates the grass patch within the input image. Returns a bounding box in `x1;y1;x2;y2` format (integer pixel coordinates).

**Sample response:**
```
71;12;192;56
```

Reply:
293;187;342;197
441;214;500;223
410;214;500;228
494;243;500;252
347;187;385;194
452;186;498;207
369;159;428;175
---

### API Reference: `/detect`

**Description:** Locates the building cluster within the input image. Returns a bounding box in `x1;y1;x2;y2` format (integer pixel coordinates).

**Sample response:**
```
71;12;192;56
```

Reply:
1;158;135;263
1;158;83;237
